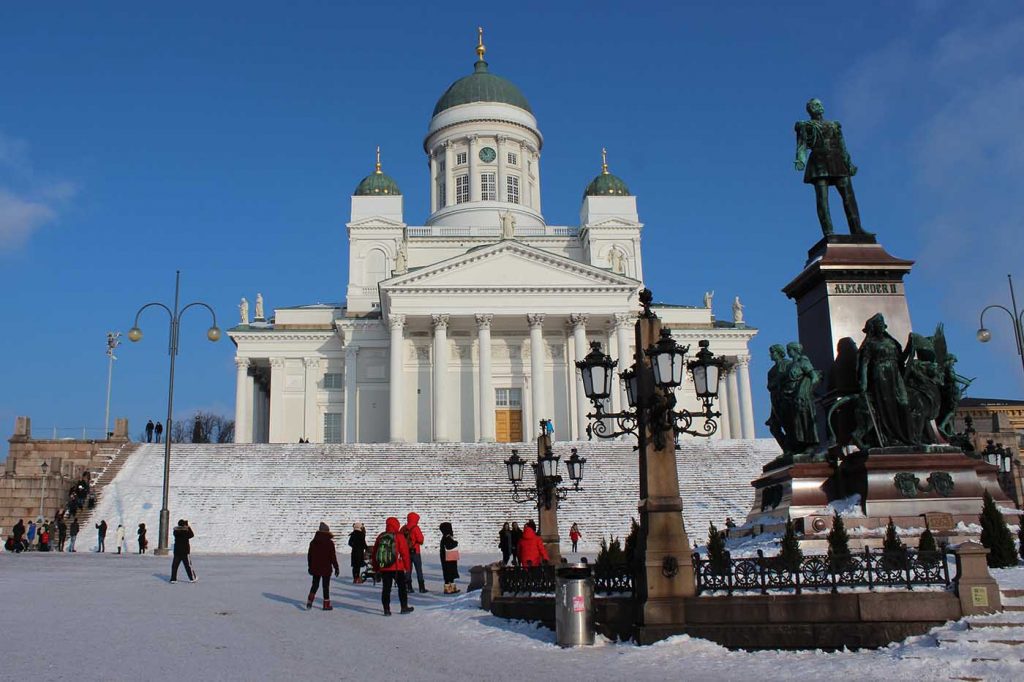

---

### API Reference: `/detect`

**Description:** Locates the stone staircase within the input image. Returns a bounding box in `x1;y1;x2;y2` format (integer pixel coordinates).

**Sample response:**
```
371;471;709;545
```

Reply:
74;442;138;526
929;589;1024;671
89;439;780;554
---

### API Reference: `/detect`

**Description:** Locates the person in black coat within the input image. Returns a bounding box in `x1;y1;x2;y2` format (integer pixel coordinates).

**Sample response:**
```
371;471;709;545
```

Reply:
347;522;368;583
439;521;460;594
170;519;195;583
95;520;107;552
510;522;523;566
306;522;340;610
57;517;67;552
138;523;148;554
68;519;79;552
12;519;25;553
145;420;154;443
498;522;513;566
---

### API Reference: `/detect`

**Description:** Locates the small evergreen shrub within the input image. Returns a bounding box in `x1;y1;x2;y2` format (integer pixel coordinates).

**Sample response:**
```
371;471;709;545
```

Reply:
979;490;1018;568
827;511;850;568
624;517;640;566
596;536;625;568
883;517;904;553
917;527;938;554
706;522;729;574
779;519;803;573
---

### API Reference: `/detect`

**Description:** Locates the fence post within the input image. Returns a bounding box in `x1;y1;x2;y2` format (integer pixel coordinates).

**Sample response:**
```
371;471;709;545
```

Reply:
757;549;767;595
864;547;874;591
725;550;734;596
692;552;702;595
904;547;913;591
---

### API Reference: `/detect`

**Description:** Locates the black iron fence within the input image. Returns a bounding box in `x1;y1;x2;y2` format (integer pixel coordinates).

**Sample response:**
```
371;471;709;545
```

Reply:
498;564;634;596
693;548;952;595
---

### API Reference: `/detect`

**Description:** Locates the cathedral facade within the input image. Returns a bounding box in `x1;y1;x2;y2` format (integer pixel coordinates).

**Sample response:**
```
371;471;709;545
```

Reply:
228;36;758;444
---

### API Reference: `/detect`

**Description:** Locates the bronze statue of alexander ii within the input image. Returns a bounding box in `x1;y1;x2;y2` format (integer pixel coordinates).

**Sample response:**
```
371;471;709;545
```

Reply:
794;98;870;238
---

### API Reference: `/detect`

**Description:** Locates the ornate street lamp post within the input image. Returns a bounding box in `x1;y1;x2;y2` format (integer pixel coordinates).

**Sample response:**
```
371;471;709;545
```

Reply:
39;460;49;520
503;420;585;563
104;331;121;439
576;288;724;642
128;270;220;555
976;274;1024;377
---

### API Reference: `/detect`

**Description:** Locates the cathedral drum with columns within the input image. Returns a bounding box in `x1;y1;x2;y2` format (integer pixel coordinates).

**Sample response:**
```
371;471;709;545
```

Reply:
228;33;758;444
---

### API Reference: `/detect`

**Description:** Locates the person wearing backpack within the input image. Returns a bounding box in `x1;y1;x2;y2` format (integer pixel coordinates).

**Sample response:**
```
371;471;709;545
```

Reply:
371;517;414;616
348;523;368;583
439;522;460;594
401;511;427;593
306;522;340;611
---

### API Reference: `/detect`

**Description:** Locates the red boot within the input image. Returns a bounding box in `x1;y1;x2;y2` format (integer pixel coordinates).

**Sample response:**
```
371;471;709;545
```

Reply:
306;593;315;610
323;600;333;611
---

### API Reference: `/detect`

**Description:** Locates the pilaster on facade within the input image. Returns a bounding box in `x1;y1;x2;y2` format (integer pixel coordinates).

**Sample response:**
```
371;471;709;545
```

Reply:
735;355;756;439
343;345;359;443
389;315;406;443
303;357;321;442
431;314;451;442
475;313;495;443
234;357;252;444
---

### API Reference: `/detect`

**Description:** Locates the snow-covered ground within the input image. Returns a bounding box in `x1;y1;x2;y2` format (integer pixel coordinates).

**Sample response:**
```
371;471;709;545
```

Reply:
2;551;1023;681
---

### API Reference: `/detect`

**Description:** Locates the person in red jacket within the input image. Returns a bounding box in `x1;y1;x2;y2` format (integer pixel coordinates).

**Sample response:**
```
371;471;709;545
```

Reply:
306;522;340;611
372;517;414;616
401;511;427;593
517;523;550;567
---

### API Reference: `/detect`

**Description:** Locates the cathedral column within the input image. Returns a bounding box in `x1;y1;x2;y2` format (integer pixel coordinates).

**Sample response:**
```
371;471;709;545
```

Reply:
726;363;742;440
527;314;546;427
344;345;359;443
614;313;632;415
532;148;542;212
468;135;480;202
389;315;406;443
432;314;450;442
234;358;252;444
496;135;506;203
429;153;438;212
303;357;320;442
443;141;454;208
268;357;286;443
736;355;756;439
571;314;590;439
476;314;494;442
717;373;731;439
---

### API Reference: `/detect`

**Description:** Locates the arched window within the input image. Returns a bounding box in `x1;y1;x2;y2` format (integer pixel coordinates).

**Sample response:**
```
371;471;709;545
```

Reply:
364;248;388;286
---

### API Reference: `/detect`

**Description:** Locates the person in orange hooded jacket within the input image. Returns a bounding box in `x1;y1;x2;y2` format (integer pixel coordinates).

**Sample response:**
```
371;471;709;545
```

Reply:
517;522;550;567
401;512;427;593
372;517;414;616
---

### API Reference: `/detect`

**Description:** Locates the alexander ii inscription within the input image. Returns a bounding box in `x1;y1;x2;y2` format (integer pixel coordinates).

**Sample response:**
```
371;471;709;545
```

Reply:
831;282;904;296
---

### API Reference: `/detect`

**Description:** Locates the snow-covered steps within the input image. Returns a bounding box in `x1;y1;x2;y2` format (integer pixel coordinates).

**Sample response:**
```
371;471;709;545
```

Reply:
88;439;780;554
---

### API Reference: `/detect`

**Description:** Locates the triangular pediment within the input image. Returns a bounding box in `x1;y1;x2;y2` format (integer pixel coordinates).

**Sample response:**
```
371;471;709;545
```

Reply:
381;240;639;291
584;217;643;229
346;216;406;229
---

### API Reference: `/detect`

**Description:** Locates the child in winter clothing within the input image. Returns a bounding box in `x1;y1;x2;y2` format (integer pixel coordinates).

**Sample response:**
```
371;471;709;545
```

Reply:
439;521;460;594
306;522;340;610
371;517;413;616
569;523;582;553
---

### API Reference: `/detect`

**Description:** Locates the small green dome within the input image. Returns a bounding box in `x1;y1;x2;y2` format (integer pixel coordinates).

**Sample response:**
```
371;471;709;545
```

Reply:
354;171;401;196
584;172;631;198
433;60;532;117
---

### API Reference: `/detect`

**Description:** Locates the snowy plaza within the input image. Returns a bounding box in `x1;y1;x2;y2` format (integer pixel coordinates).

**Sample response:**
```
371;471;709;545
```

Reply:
1;550;1023;681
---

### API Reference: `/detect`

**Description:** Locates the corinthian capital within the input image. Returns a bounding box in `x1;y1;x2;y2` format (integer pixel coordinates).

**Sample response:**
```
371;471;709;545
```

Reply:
569;313;589;330
303;357;321;369
389;313;406;331
475;313;493;329
613;312;634;329
269;357;286;369
234;357;251;371
526;313;545;329
431;313;450;331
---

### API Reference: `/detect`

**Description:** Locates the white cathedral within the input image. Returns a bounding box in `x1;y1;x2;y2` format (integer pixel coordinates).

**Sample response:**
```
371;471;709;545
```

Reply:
228;34;758;445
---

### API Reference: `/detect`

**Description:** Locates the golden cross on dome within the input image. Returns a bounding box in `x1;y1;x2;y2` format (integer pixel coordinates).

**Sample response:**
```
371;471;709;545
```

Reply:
476;26;486;62
375;145;382;174
601;147;609;175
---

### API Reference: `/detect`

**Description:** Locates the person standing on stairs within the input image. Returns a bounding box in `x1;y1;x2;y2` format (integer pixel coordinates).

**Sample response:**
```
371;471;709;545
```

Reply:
170;519;196;583
154;421;163;443
371;517;413;616
145;420;154;443
348;523;367;583
57;516;67;552
402;512;427;593
95;519;107;552
569;523;582;553
439;522;460;594
306;522;340;611
68;518;79;552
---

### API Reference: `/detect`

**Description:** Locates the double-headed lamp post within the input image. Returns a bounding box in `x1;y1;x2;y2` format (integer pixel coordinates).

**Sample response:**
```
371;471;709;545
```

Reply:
503;420;586;563
574;287;725;640
976;274;1024;377
128;270;220;555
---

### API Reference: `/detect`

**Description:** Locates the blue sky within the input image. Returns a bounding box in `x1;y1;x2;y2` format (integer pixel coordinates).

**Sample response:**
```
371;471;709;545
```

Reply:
2;1;1022;450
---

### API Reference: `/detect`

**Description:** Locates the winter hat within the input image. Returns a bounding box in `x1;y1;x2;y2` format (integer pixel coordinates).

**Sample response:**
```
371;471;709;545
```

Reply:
318;522;330;532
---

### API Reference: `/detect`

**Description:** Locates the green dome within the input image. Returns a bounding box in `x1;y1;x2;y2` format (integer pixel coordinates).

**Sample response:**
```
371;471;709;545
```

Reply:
432;60;532;116
584;172;631;198
354;171;401;196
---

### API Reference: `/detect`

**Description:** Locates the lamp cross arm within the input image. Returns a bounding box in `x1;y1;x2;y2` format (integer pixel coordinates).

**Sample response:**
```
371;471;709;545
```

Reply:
131;302;174;326
179;301;219;325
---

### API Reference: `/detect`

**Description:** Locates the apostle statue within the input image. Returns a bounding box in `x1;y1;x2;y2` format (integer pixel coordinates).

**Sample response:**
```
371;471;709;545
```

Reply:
794;98;869;238
703;290;714;309
500;211;516;240
254;293;265;321
395;240;408;274
239;297;249;325
732;296;744;324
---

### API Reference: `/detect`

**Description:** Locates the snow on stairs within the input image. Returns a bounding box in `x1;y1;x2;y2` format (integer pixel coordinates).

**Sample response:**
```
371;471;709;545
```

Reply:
927;590;1024;669
75;442;139;527
90;439;780;554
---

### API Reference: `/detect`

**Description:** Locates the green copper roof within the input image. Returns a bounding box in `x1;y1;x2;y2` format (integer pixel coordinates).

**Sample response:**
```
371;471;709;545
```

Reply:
584;172;631;198
354;171;401;196
432;60;532;116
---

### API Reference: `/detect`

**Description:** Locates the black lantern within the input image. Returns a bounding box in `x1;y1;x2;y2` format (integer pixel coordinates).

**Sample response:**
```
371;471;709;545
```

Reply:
688;339;724;399
620;367;638;408
647;329;688;389
576;341;617;402
538;447;560;479
565;447;586;485
504;449;526;484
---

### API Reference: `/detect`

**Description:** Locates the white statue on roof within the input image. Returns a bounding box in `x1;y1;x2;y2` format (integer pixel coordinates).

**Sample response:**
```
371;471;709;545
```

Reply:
255;293;265;321
732;296;744;324
500;210;516;240
703;290;714;309
239;297;249;325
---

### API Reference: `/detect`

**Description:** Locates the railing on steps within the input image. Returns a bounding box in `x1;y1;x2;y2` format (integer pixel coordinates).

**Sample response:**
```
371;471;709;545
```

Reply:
692;548;952;596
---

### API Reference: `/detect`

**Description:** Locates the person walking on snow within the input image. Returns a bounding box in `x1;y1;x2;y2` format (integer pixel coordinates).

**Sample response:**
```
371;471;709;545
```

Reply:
57;517;67;552
170;519;196;583
517;523;550;567
401;512;427;593
154;421;163;443
371;517;413;616
145;420;154;443
138;523;147;554
439;521;460;594
95;520;107;552
569;523;582;553
306;522;340;610
348;523;368;583
115;524;126;554
68;519;79;552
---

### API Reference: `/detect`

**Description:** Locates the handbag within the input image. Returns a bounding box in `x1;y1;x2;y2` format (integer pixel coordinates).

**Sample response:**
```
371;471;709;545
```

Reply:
445;548;460;562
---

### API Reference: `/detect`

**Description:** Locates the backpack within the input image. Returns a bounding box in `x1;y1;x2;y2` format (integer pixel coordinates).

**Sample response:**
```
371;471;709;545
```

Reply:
375;532;397;569
402;526;415;552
